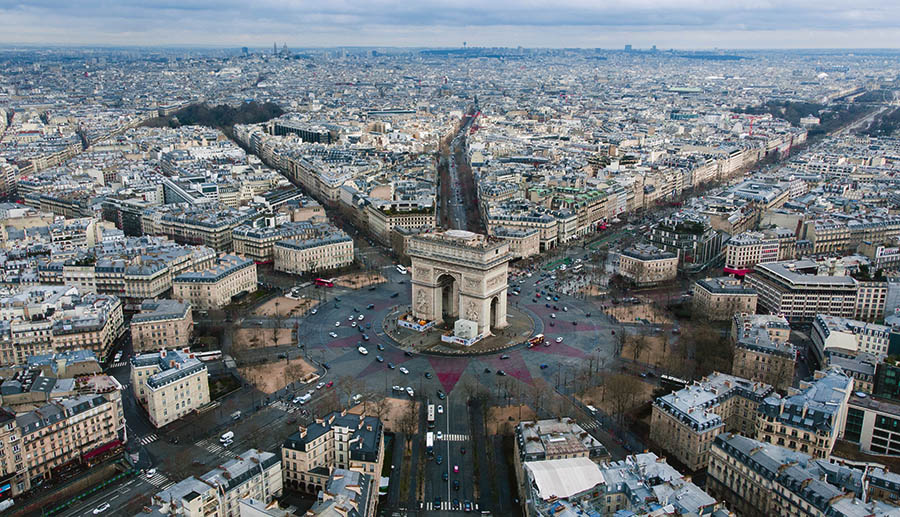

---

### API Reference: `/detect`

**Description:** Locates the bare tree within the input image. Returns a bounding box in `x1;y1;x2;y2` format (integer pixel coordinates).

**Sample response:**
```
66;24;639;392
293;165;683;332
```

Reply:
399;400;419;449
631;334;649;363
606;373;643;426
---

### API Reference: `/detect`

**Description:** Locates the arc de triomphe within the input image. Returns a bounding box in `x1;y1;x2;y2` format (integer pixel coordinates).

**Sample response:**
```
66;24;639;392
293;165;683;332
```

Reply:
407;230;510;334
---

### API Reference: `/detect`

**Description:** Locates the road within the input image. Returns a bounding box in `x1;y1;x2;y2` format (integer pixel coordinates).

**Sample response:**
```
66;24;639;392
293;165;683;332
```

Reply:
441;106;479;231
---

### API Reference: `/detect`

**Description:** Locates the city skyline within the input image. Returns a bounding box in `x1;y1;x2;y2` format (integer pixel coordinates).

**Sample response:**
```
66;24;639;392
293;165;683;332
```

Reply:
2;0;900;49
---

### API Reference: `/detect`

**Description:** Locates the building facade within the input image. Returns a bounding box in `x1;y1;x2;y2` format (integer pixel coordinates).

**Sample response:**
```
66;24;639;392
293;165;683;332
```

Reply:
130;349;210;428
172;254;257;310
130;299;193;352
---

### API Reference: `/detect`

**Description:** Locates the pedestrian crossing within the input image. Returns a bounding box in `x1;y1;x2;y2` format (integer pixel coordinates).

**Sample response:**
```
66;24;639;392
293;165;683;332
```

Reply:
109;361;127;369
196;438;238;459
420;500;479;511
580;420;601;431
437;433;469;442
146;472;173;489
139;434;159;445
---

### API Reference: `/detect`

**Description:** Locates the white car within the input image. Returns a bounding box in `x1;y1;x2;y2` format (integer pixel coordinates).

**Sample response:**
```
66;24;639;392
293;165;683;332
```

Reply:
437;405;444;414
406;386;415;397
352;322;357;327
146;468;157;478
316;382;325;390
310;308;317;315
348;316;354;321
556;337;563;343
399;367;409;375
563;306;568;312
392;385;402;391
329;332;338;338
437;431;443;440
358;314;364;321
93;503;111;514
335;321;341;327
550;313;556;319
358;346;368;355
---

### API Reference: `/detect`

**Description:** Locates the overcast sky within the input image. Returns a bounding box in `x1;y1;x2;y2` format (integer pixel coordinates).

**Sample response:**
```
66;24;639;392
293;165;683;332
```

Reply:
2;0;900;49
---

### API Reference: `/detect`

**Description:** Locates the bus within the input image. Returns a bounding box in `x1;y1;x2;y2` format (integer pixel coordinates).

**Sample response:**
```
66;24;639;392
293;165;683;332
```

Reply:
527;334;545;348
572;264;584;273
426;432;434;455
396;265;408;275
314;278;335;287
194;350;223;362
660;374;689;393
427;404;435;429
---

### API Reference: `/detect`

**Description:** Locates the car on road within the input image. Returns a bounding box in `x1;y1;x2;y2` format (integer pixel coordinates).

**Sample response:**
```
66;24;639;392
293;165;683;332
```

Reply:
390;292;399;298
399;367;409;374
334;321;341;327
549;321;555;326
453;479;460;491
437;431;443;440
435;455;443;464
442;472;448;481
497;370;507;376
406;386;415;397
424;372;432;378
556;337;564;343
316;382;325;390
377;344;384;351
93;503;111;514
563;306;568;312
376;355;384;362
367;304;374;309
437;405;443;414
464;500;472;512
146;468;157;478
329;332;338;338
348;316;354;321
460;446;466;454
454;465;459;473
292;396;303;404
392;385;401;391
388;362;396;369
550;313;556;319
483;367;491;373
362;334;369;341
351;321;357;327
404;351;413;357
358;314;364;321
500;354;510;359
325;381;333;388
358;346;368;355
437;390;445;399
540;363;549;369
322;363;330;370
310;308;317;315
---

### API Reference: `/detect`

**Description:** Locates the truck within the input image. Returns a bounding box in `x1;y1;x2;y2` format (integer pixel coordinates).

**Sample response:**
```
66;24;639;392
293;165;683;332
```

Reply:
220;431;234;443
426;432;434;455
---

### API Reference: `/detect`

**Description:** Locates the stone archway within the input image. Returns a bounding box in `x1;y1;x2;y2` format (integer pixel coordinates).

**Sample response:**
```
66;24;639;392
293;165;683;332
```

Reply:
409;231;510;334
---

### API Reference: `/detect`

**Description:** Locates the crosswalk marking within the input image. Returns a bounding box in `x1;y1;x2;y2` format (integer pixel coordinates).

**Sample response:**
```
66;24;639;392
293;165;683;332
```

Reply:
438;433;469;442
160;481;175;490
580;421;600;431
139;434;159;445
419;500;479;511
109;361;127;369
196;438;238;458
146;473;171;488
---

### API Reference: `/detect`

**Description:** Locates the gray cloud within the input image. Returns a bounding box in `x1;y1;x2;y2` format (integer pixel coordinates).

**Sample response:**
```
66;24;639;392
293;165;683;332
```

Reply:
1;0;900;47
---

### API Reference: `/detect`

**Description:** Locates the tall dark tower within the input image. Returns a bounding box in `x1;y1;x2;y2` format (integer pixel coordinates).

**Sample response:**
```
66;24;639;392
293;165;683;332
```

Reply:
273;42;277;55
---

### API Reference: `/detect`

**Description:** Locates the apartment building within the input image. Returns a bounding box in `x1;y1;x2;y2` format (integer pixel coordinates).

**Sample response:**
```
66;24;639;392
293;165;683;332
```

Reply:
843;392;900;456
14;392;125;496
731;314;796;392
723;228;795;276
616;244;678;287
146;449;282;517
281;411;383;509
746;260;886;323
492;226;540;259
231;220;318;263
650;373;774;471
708;433;900;517
131;299;193;353
273;232;354;276
811;314;892;365
514;419;608;463
648;216;727;273
692;276;758;321
140;202;256;252
306;469;374;517
130;348;210;428
756;367;852;459
365;204;436;246
172;254;257;310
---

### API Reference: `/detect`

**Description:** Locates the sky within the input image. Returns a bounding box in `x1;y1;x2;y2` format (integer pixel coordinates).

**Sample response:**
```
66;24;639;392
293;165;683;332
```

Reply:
2;0;900;49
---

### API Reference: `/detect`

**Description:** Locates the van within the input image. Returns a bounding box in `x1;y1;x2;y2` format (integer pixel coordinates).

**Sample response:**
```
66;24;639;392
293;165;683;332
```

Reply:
298;393;312;405
220;431;234;443
586;405;598;415
350;394;363;405
231;410;241;421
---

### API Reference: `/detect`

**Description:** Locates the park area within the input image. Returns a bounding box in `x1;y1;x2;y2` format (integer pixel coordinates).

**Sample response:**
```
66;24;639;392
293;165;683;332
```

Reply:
233;327;293;349
334;272;386;289
348;397;418;433
604;303;674;325
577;380;655;417
252;296;317;318
238;357;317;394
487;405;537;435
620;333;671;368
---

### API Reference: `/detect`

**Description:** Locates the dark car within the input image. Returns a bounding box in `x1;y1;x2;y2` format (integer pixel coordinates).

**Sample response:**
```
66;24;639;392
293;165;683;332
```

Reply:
436;455;443;465
335;297;341;302
500;354;509;359
434;496;442;506
424;372;432;378
460;446;466;454
368;286;376;291
497;370;507;376
377;344;384;351
362;334;369;341
453;480;460;491
367;304;375;309
442;472;448;481
376;355;384;362
572;321;577;326
390;292;399;298
437;390;445;400
387;363;396;369
484;368;491;373
464;500;472;512
322;363;331;370
549;321;555;327
540;363;549;369
404;351;413;357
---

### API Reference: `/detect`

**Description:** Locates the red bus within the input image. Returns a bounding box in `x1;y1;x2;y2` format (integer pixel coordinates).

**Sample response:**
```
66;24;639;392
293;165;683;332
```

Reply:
314;278;335;287
527;334;545;348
